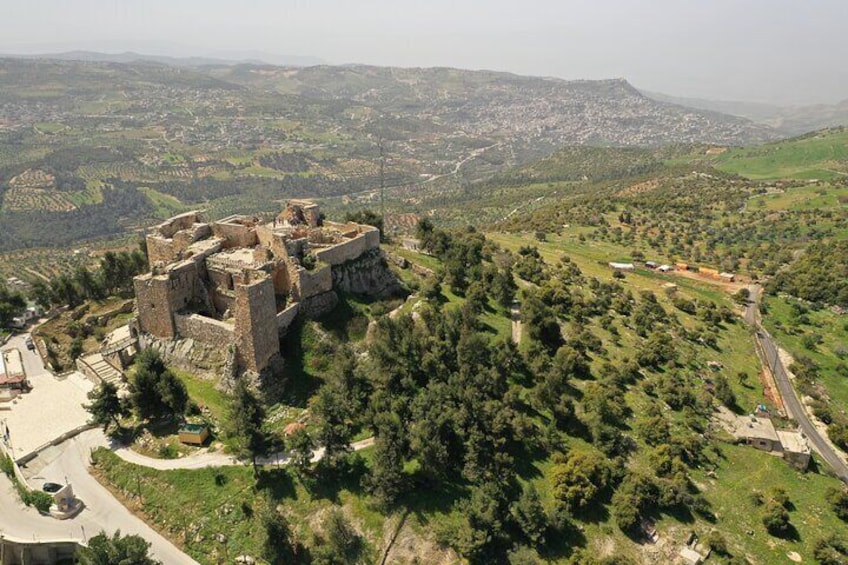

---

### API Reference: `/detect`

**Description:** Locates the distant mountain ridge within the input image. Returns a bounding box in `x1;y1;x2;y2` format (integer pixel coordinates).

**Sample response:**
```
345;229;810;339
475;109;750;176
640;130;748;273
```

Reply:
641;89;848;136
1;49;325;68
209;64;780;147
0;52;783;146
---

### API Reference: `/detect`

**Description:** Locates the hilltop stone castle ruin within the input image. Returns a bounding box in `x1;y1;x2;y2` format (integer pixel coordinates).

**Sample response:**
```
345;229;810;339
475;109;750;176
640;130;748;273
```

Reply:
132;200;394;374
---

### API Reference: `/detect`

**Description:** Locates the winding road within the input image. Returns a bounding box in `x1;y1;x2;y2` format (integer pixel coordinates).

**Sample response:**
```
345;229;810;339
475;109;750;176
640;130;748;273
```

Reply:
4;428;377;563
746;284;848;483
2;430;198;564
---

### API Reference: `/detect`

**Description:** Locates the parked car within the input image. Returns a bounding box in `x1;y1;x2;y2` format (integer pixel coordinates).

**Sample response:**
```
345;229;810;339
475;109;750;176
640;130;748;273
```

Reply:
42;482;62;493
25;337;35;351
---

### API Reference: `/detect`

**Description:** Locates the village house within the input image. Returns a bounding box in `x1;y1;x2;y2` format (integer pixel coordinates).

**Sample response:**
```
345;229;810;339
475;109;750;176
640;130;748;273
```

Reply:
717;408;811;471
0;348;27;392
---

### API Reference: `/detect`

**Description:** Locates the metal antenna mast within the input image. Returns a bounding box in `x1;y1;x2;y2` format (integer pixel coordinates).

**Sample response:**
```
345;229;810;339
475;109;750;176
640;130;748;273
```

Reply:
379;138;385;220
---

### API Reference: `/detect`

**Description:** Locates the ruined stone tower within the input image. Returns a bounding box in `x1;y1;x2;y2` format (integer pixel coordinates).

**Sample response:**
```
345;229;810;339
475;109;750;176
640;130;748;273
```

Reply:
234;272;279;373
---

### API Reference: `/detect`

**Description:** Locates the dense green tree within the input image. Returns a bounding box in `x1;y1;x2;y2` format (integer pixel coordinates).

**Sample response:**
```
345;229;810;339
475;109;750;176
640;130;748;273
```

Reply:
490;266;518;309
76;530;160;565
611;472;657;534
74;265;103;300
28;279;54;311
636;330;676;369
768;240;848;307
706;531;729;555
453;481;513;563
522;291;563;354
157;370;188;416
0;283;26;328
813;534;848;565
129;350;187;421
313;383;353;472
712;374;737;408
366;412;406;509
85;381;129;431
261;495;300;564
511;484;548;547
551;451;612;513
50;273;81;308
229;378;267;472
68;336;84;361
288;427;315;478
311;508;366;565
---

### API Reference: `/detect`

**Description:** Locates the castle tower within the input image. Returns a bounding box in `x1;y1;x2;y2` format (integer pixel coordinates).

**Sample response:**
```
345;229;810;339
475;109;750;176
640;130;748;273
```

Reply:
234;271;280;372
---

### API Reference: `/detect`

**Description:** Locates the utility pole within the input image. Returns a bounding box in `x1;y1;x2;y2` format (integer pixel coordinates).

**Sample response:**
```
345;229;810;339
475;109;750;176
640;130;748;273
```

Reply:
379;138;385;221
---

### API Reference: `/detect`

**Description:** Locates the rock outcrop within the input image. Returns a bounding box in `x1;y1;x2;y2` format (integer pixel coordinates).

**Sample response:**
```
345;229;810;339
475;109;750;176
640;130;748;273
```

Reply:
331;248;403;298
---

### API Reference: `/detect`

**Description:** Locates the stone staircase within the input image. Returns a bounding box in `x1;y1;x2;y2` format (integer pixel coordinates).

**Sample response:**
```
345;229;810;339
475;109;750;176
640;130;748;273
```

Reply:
76;352;123;385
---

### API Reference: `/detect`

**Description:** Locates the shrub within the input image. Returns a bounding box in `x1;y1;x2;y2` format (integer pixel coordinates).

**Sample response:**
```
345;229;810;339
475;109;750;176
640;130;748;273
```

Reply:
706;531;729;555
826;487;848;522
0;454;14;478
158;443;178;459
828;422;848;452
301;253;317;270
813;534;848;565
23;489;54;513
762;501;792;537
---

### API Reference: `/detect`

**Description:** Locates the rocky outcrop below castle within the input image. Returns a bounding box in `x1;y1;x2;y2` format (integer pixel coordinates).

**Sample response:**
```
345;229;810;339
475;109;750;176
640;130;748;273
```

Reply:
139;333;232;379
331;248;403;298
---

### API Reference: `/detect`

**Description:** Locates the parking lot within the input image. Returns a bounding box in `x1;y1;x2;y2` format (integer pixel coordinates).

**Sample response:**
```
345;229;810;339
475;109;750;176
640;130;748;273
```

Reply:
1;333;94;460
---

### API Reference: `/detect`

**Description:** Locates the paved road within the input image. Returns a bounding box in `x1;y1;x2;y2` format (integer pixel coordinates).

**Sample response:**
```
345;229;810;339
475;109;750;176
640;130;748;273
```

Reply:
112;437;376;470
4;429;198;564
746;285;848;483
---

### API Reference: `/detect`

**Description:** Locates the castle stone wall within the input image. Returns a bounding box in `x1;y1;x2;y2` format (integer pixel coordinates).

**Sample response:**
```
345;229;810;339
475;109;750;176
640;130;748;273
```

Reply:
314;234;367;266
212;220;258;249
363;225;381;248
134;274;176;338
146;236;176;265
276;302;300;335
157;211;201;238
134;259;203;339
300;290;339;319
291;263;332;300
165;261;202;312
172;223;211;252
174;314;234;348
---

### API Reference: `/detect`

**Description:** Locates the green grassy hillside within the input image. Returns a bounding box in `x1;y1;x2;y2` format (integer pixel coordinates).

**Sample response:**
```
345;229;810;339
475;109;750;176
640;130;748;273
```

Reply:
713;127;848;180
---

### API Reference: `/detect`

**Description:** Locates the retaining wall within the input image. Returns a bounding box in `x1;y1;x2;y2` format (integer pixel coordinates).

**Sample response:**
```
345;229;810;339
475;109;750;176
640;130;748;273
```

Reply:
15;423;97;466
0;536;81;565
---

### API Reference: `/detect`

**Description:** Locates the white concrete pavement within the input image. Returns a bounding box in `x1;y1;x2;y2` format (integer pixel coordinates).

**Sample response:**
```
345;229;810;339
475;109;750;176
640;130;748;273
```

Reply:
1;333;93;459
13;428;199;564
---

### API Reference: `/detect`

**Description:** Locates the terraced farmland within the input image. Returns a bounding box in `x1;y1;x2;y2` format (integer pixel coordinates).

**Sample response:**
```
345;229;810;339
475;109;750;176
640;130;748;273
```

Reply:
3;186;77;212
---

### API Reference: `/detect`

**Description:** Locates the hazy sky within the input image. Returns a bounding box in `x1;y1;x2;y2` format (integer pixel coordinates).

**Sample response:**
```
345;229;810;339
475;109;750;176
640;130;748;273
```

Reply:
1;0;846;105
